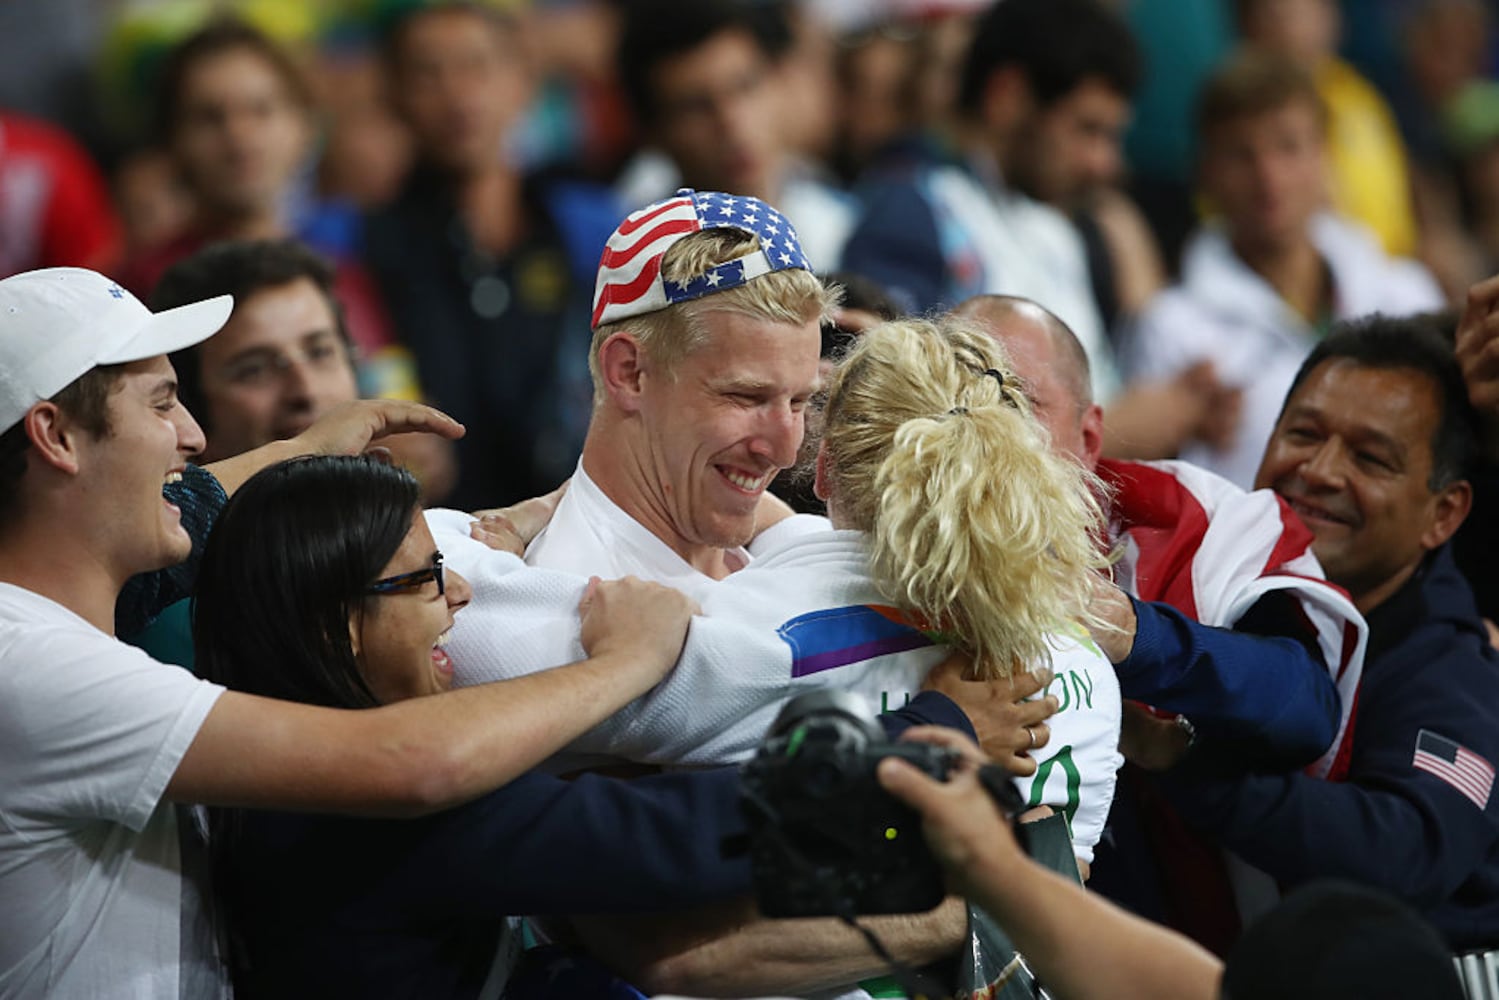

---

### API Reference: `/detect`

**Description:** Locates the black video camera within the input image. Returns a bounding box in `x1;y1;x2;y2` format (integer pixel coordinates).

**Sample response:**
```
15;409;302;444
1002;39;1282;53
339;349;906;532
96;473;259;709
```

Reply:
740;690;1023;918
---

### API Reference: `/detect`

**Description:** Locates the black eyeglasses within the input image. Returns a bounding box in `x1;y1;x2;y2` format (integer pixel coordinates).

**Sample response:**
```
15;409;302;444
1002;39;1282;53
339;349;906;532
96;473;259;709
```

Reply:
365;552;445;597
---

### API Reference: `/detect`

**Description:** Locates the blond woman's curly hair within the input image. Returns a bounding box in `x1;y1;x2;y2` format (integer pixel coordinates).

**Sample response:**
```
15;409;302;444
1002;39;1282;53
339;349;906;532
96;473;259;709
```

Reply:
821;316;1109;678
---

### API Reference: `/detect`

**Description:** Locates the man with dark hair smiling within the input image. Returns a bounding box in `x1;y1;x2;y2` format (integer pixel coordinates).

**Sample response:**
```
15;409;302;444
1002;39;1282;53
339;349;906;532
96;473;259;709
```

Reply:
1156;317;1499;963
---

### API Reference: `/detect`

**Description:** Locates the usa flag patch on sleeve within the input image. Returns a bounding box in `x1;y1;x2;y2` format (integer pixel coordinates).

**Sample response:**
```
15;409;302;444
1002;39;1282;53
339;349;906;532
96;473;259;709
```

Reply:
1412;729;1495;809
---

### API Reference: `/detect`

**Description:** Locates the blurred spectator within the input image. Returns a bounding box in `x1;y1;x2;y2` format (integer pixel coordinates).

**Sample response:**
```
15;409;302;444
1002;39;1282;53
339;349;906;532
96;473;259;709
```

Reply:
0;112;122;277
613;0;856;270
1399;0;1496;298
1119;0;1235;271
841;0;1138;396
845;0;1237;461
308;38;414;213
1400;0;1492;167
822;4;985;185
507;0;634;177
112;147;194;264
1440;80;1499;283
1237;0;1420;259
1127;52;1443;488
829;21;920;184
364;2;617;509
121;18;403;380
987;9;1167;338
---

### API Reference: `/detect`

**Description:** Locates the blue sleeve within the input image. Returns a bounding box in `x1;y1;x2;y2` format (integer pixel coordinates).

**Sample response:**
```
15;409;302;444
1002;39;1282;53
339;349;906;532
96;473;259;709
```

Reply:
840;178;948;314
1118;594;1339;769
880;691;977;742
116;463;227;637
1156;641;1499;910
387;767;751;920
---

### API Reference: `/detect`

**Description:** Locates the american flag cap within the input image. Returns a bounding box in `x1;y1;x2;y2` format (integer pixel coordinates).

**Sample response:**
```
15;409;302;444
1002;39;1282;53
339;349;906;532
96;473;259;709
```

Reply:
591;188;812;329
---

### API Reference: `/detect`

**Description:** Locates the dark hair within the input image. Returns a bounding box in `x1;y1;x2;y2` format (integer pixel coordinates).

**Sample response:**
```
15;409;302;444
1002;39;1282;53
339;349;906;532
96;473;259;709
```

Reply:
152;239;350;433
154;18;312;144
957;0;1141;116
380;1;519;77
0;366;125;522
616;0;793;126
1285;314;1480;490
1223;880;1465;1000
193;453;421;711
196;453;418;990
1196;50;1327;139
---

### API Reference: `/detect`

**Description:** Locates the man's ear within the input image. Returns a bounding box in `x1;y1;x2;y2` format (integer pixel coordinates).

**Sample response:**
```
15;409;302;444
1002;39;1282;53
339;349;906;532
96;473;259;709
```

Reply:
1079;403;1105;472
598;330;648;413
22;402;81;476
1423;480;1474;552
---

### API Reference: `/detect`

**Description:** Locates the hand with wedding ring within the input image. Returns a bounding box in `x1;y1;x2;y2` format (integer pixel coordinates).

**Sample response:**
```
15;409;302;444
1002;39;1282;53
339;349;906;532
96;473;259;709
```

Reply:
922;653;1058;777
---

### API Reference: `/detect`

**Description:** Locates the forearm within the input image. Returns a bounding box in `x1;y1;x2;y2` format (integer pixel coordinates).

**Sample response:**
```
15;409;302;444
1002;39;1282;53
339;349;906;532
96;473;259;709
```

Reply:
1118;598;1338;768
169;649;673;815
966;854;1221;1000
201;438;302;497
579;896;967;997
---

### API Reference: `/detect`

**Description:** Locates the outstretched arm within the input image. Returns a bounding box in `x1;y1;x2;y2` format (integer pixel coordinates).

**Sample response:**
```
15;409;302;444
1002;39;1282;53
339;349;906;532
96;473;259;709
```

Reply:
879;727;1223;1000
202;398;464;496
166;577;697;816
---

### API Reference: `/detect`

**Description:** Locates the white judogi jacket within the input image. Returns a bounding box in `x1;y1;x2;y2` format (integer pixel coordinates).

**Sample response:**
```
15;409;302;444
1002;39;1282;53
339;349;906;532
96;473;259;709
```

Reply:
1127;212;1444;489
428;507;1122;862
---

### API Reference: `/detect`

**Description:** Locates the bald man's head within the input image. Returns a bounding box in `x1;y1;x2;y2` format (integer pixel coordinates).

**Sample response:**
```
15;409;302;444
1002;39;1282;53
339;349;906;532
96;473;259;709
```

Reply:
953;294;1102;468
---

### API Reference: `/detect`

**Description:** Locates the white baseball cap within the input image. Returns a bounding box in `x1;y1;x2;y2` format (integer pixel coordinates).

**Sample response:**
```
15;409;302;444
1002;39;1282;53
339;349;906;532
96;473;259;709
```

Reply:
0;267;233;432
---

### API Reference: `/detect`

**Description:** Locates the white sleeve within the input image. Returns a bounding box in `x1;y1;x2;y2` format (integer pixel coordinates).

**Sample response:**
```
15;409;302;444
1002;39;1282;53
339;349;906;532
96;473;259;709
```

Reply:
431;510;804;765
570;617;799;765
1010;634;1123;864
0;629;222;831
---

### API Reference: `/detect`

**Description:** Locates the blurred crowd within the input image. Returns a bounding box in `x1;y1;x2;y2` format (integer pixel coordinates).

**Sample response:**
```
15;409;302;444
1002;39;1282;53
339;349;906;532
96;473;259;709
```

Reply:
9;0;1499;506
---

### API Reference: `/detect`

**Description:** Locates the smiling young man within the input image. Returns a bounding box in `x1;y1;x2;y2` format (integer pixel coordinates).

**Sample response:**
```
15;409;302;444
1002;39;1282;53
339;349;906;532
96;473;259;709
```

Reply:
524;189;834;589
0;268;763;998
150;239;359;463
1155;317;1499;966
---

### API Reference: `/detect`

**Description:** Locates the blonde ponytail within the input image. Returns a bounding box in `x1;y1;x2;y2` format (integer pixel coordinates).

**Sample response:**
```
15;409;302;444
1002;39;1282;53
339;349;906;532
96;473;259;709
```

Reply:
822;317;1107;678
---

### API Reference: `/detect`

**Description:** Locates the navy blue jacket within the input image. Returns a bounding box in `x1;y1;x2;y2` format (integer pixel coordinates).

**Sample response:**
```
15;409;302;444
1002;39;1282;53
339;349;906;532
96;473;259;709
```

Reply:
1159;546;1499;949
1120;593;1341;769
221;693;972;999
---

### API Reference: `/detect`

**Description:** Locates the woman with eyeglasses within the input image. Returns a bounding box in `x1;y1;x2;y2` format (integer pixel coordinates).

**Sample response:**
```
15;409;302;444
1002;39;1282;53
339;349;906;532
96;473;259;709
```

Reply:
191;454;754;999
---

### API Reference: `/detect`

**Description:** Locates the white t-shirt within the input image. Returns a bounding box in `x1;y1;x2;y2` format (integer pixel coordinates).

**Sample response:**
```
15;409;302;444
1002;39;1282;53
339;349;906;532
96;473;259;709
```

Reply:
0;584;226;1000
